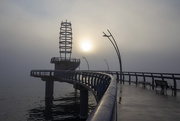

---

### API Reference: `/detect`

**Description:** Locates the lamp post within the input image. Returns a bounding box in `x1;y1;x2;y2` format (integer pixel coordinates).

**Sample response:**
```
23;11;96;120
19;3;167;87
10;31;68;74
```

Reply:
103;29;122;83
104;59;110;71
82;56;89;70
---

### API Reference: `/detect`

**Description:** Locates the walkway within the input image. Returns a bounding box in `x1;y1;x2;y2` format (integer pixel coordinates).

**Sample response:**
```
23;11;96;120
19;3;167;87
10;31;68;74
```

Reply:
117;83;180;121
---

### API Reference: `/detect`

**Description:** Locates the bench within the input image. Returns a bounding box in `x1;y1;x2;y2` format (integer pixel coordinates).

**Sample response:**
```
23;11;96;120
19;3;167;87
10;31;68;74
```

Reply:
155;80;173;95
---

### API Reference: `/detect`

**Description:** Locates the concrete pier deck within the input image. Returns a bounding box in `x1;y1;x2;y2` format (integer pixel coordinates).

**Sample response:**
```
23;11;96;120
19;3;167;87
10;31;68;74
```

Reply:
117;83;180;121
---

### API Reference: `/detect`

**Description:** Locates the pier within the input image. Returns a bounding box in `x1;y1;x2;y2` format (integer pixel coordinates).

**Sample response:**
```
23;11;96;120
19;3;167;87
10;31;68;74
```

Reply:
31;70;180;121
30;20;180;121
117;83;180;121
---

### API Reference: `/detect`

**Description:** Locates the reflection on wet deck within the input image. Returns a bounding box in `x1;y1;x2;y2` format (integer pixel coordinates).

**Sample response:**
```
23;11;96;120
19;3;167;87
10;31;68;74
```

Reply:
117;83;180;121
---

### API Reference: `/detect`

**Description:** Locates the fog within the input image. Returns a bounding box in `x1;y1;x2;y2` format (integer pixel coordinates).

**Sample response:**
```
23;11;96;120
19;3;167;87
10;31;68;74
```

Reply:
0;0;180;84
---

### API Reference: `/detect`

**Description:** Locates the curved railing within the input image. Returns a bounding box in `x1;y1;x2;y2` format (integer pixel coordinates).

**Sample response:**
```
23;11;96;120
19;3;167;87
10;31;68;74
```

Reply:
100;71;180;96
121;72;180;91
30;70;117;121
95;71;180;96
51;57;80;63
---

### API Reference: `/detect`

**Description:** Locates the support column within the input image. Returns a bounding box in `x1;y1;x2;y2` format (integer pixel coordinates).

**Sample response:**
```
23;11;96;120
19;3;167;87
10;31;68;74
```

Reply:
45;80;54;105
44;79;54;113
80;86;88;119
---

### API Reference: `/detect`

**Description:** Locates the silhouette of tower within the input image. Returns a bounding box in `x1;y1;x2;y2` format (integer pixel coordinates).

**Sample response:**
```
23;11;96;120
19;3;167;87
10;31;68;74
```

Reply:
51;20;80;70
59;20;72;59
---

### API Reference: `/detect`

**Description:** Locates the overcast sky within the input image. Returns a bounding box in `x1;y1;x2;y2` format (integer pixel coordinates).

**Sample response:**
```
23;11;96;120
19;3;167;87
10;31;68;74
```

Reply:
0;0;180;83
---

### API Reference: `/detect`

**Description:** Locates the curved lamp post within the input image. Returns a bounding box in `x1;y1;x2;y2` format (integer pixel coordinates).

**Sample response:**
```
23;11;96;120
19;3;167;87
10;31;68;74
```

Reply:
104;59;110;71
103;29;122;83
82;56;89;70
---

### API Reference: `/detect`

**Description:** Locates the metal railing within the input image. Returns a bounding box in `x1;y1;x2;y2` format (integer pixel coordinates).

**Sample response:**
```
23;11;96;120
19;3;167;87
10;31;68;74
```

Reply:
50;57;80;63
100;71;180;96
30;70;117;121
94;71;180;96
122;72;180;91
30;69;180;120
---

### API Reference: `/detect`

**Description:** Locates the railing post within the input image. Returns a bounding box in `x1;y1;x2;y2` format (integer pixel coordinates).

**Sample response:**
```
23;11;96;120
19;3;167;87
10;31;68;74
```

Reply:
87;73;91;86
81;72;84;83
142;73;146;88
116;72;119;82
94;73;98;89
161;74;164;81
128;72;131;85
135;73;138;87
78;72;81;82
151;73;155;90
172;74;177;96
122;73;125;84
75;72;78;81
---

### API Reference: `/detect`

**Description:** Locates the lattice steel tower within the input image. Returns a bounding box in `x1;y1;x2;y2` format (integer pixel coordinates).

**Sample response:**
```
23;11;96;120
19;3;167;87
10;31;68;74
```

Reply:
59;20;72;59
51;20;80;70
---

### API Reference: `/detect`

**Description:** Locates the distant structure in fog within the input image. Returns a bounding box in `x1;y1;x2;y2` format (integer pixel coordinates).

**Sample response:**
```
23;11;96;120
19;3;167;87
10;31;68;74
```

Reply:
51;20;80;70
59;20;73;59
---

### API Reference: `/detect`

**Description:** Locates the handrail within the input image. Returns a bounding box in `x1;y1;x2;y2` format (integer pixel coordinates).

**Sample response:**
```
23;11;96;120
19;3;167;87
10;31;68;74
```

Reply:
51;57;80;63
87;74;117;121
93;70;180;96
119;71;180;96
30;70;180;120
31;70;117;121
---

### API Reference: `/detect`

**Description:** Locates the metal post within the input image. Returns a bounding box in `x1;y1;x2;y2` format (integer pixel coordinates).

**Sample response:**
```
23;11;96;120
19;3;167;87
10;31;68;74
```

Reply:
128;72;131;85
172;74;177;96
151;73;155;90
104;59;110;71
83;56;89;70
143;73;146;89
135;73;138;87
116;72;119;81
103;30;122;83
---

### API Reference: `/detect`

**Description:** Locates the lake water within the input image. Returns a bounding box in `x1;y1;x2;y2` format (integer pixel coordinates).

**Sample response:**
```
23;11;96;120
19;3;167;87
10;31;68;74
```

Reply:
1;74;179;121
0;78;96;121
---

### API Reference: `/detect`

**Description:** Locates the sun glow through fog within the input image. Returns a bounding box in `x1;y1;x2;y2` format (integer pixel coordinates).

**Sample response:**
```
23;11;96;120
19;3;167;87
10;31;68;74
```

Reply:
80;40;92;52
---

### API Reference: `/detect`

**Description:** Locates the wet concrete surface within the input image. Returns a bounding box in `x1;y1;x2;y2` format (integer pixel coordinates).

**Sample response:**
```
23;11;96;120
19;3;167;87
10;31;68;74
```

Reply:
117;83;180;121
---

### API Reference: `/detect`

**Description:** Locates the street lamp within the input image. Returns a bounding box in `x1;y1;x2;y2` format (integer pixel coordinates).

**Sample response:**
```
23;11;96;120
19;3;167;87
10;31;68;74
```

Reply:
104;59;110;71
82;56;89;70
103;29;122;83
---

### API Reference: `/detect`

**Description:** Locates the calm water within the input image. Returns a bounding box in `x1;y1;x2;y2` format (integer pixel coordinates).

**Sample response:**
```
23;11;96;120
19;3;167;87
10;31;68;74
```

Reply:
0;78;96;121
1;76;179;121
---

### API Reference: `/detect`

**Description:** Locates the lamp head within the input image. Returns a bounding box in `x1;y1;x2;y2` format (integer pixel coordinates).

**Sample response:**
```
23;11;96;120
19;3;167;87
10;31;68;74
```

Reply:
103;32;111;37
103;34;109;37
